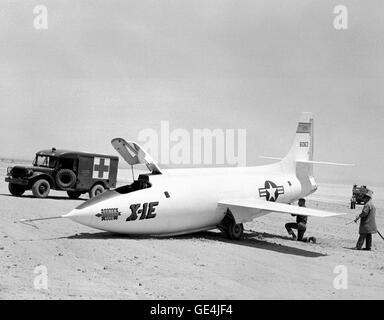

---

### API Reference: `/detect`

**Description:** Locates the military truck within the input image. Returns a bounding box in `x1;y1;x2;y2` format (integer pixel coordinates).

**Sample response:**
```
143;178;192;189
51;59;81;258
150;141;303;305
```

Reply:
5;148;119;199
352;184;369;206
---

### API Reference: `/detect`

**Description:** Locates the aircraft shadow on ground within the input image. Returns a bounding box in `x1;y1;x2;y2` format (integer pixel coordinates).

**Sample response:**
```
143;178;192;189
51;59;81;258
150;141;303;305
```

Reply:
62;230;326;258
0;193;86;201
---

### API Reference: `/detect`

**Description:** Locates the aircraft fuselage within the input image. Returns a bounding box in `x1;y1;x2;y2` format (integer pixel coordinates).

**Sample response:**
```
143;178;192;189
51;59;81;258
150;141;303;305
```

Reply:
66;164;309;236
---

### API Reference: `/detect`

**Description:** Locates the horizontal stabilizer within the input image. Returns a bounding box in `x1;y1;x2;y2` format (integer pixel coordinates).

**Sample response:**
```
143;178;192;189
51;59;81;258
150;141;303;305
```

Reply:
218;198;346;224
259;156;284;161
297;160;354;166
259;156;354;166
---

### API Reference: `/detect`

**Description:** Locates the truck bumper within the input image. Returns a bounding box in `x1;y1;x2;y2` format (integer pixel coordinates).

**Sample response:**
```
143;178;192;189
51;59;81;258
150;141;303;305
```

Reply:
5;177;29;186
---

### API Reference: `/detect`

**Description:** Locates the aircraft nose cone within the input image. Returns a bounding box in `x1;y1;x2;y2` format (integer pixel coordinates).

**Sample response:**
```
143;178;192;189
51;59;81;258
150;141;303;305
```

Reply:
64;189;127;231
63;207;94;226
63;208;82;218
75;189;120;210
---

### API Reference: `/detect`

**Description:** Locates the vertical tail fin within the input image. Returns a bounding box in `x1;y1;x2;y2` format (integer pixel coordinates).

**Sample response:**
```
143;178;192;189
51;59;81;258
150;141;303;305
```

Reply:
281;112;317;196
282;112;314;167
261;112;351;197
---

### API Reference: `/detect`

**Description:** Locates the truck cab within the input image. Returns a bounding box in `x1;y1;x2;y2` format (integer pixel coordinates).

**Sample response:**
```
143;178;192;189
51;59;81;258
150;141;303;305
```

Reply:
352;184;369;205
5;148;119;199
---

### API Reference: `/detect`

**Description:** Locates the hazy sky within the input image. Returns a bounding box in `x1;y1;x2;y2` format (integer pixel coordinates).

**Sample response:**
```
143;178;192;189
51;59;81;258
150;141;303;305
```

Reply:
0;0;383;186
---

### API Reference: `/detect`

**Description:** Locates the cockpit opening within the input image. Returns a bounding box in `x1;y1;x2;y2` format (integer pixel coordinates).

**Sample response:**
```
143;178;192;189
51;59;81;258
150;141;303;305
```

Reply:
115;174;152;194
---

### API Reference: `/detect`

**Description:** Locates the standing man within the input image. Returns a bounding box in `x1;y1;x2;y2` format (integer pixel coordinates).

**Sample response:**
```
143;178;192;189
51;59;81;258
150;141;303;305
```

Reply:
350;195;356;209
285;198;316;243
354;190;377;250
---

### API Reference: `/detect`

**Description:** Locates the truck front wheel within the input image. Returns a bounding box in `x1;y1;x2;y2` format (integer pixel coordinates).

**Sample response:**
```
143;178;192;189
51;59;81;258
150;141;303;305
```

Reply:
89;184;105;198
8;183;26;197
32;179;50;198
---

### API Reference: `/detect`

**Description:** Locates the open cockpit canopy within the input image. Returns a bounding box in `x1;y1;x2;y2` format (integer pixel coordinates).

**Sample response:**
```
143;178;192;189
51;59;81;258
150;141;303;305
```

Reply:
111;138;162;175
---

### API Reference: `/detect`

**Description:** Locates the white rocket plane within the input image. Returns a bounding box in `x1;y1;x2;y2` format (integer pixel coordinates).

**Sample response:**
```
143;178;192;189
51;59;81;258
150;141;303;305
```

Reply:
24;113;350;239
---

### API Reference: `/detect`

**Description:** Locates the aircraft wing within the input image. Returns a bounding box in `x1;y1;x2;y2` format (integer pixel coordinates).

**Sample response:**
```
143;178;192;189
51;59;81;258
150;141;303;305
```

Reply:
217;198;345;224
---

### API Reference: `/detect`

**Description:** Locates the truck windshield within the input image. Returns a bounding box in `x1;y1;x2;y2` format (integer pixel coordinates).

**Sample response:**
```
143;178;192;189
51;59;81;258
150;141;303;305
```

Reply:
33;155;56;168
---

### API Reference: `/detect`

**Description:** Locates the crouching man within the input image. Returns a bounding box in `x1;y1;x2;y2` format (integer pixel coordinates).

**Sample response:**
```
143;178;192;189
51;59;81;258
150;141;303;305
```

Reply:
285;198;316;243
355;190;376;251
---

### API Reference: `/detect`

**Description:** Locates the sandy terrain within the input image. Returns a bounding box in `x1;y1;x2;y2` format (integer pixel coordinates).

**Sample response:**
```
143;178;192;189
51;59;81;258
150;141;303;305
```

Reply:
0;160;383;299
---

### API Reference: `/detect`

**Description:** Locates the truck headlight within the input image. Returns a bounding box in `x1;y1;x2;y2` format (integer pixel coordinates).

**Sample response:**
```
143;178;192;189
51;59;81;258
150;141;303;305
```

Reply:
26;169;33;177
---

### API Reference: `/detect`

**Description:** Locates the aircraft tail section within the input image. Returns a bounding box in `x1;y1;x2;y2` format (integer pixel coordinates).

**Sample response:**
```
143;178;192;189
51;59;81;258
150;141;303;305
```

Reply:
282;112;314;168
281;112;317;196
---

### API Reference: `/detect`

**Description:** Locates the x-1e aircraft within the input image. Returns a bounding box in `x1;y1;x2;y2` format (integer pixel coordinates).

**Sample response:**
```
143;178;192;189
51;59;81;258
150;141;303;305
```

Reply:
22;113;351;239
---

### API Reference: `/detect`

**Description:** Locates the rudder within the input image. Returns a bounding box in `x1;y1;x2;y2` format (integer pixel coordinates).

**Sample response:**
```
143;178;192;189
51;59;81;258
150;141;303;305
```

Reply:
281;112;317;196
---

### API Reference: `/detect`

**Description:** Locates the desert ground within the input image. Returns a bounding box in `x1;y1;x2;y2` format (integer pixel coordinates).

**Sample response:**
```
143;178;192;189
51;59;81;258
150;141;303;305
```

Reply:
0;160;383;299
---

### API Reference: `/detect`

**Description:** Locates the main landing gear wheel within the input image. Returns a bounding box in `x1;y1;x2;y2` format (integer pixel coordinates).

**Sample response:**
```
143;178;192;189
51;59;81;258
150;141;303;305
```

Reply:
227;222;244;240
218;209;244;240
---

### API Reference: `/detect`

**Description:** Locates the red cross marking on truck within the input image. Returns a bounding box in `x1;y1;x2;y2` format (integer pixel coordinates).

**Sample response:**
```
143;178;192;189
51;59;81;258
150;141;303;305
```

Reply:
93;158;110;179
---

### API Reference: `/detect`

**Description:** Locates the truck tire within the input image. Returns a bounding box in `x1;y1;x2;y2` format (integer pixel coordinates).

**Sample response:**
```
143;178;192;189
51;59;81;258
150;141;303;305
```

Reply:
32;179;50;198
8;183;26;197
89;184;105;198
56;169;76;189
67;191;82;199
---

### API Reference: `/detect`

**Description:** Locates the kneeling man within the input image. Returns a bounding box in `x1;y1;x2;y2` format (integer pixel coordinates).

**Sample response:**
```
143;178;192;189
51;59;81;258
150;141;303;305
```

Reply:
285;198;316;243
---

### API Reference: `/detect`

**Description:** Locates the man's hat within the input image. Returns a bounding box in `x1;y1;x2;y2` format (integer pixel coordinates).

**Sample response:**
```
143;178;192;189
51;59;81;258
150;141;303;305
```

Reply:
365;189;373;198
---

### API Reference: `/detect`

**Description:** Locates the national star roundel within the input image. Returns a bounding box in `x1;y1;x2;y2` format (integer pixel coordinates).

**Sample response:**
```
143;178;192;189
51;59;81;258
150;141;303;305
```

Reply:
258;180;285;202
